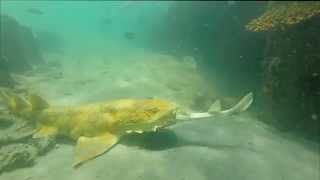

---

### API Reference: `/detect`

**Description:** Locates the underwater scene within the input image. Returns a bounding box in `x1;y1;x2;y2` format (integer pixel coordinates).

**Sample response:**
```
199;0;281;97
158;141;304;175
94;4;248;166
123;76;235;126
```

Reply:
0;1;319;180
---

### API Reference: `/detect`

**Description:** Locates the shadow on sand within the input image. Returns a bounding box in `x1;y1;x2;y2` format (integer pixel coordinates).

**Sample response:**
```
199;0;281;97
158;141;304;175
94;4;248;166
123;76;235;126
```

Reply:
120;129;243;151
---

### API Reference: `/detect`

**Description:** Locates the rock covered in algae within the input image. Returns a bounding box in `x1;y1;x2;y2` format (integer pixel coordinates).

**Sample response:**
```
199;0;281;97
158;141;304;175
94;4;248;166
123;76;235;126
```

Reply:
0;144;38;174
0;56;15;88
0;114;56;173
0;114;36;145
246;1;320;32
31;137;56;156
0;14;44;72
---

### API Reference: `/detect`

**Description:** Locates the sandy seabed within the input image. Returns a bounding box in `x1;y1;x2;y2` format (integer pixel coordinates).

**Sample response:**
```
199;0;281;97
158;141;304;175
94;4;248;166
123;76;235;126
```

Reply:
1;50;319;180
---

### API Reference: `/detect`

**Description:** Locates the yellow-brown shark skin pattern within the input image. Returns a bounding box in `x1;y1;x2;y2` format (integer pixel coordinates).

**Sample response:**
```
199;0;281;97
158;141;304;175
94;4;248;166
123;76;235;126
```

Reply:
33;98;178;139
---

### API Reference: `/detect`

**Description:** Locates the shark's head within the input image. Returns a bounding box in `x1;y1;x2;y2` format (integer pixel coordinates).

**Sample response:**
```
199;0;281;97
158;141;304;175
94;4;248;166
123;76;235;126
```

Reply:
112;99;179;135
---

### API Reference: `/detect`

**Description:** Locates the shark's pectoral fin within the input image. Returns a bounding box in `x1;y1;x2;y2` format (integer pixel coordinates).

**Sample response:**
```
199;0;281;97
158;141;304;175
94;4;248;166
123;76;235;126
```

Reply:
73;132;119;168
33;126;58;138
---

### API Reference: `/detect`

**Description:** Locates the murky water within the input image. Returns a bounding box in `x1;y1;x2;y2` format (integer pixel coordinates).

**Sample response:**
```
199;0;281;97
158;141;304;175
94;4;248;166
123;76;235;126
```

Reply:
0;1;319;180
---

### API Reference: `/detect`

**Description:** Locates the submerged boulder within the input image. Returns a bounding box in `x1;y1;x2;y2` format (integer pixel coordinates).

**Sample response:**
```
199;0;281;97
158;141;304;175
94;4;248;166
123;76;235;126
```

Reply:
0;114;36;146
31;137;56;156
0;14;44;73
0;114;56;174
0;56;14;87
0;144;38;174
246;1;320;32
246;1;320;138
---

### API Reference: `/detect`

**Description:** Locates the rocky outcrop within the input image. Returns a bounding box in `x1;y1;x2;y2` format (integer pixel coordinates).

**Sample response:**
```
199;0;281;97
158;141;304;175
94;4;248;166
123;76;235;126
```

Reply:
0;114;56;174
0;14;43;73
0;114;36;146
246;1;320;32
249;2;320;137
148;2;320;139
0;144;38;173
149;1;268;94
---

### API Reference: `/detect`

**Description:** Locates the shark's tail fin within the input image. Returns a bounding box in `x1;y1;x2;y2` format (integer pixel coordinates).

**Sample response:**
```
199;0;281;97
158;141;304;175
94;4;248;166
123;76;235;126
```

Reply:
0;88;29;113
208;92;253;116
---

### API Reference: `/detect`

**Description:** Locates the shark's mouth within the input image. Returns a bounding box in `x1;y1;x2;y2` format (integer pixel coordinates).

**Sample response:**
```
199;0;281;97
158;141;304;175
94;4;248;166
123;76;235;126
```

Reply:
120;115;177;135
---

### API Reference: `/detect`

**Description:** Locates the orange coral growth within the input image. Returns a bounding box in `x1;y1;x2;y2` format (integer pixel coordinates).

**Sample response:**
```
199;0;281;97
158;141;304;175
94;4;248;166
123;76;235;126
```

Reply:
246;2;320;32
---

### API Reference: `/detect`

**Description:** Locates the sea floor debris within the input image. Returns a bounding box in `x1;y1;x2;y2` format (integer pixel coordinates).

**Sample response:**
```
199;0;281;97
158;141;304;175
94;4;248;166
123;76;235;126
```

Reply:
0;114;56;174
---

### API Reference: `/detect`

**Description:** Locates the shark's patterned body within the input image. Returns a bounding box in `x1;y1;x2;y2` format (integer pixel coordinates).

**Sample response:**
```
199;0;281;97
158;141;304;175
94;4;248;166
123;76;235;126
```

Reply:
0;90;253;167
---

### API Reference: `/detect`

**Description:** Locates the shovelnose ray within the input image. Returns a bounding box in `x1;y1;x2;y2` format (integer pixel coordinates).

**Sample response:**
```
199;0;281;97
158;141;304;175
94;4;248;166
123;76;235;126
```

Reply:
0;90;253;167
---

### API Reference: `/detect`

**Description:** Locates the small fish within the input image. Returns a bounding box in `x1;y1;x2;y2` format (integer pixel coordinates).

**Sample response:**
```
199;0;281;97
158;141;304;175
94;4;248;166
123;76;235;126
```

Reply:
124;32;135;40
27;8;44;15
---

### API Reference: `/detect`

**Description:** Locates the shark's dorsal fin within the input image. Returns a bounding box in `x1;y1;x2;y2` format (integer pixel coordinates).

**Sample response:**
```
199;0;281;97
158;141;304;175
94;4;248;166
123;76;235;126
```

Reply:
208;100;221;114
221;92;253;115
73;132;119;168
28;94;49;111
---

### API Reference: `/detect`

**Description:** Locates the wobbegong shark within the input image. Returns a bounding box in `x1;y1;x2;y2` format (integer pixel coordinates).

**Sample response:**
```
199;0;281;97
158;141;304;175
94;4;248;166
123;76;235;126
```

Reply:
0;90;253;167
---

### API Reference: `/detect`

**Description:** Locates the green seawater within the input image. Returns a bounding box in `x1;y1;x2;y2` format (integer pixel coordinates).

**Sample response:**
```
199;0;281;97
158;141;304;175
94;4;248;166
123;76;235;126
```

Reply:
0;1;319;180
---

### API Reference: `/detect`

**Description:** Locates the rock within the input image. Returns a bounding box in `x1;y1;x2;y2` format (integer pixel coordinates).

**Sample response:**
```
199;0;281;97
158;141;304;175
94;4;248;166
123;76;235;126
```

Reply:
0;114;56;154
246;2;320;32
0;14;43;73
0;114;56;173
32;137;56;155
0;56;14;87
0;144;38;174
0;114;36;146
